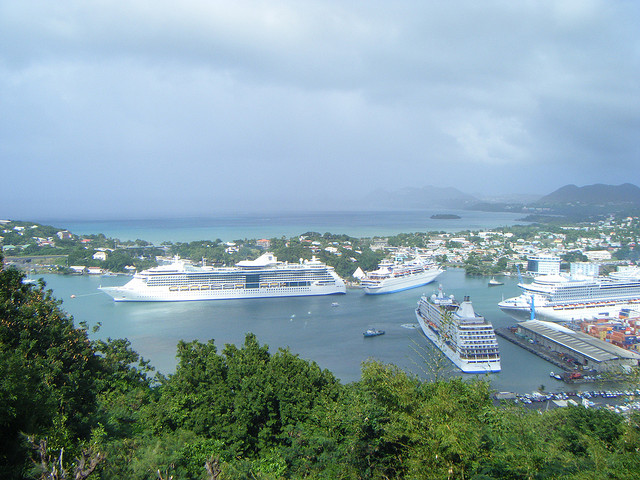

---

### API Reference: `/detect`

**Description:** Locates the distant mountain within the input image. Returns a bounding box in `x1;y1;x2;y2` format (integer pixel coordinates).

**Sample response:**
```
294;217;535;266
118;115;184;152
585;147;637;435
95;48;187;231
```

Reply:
359;183;640;221
361;186;478;210
474;193;542;204
534;183;640;206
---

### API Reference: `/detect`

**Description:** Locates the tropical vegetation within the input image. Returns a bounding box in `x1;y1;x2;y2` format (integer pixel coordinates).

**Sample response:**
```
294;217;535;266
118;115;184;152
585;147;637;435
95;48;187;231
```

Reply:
2;250;640;479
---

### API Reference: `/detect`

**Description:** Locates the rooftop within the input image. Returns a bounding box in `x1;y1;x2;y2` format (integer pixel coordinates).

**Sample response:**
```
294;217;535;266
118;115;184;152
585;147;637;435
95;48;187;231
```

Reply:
519;320;640;363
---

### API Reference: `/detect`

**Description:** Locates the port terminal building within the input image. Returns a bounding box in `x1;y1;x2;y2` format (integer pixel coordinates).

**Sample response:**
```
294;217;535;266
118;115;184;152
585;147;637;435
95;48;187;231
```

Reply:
527;255;561;276
516;320;640;373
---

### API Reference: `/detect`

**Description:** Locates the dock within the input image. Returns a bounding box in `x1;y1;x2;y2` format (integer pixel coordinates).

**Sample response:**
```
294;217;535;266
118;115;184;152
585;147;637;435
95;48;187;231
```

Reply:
497;320;640;381
496;327;573;372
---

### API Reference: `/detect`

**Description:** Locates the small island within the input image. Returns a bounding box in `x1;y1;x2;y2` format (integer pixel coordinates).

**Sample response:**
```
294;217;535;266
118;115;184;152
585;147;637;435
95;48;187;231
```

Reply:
431;213;461;219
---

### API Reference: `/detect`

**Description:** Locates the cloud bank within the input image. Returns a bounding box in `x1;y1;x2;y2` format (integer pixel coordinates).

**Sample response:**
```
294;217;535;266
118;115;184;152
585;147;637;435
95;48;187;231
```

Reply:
1;1;638;218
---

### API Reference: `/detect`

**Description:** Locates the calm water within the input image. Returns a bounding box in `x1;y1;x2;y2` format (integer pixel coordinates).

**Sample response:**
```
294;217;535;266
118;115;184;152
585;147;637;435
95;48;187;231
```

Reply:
40;210;526;243
28;210;579;394
39;269;579;394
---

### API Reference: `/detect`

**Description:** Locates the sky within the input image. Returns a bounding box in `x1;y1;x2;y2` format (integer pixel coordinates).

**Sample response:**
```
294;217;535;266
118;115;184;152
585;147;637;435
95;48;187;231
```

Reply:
1;1;639;220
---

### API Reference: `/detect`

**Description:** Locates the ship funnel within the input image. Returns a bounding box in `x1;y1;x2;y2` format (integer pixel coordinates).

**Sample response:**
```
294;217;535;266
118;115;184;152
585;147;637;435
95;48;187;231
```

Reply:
458;296;475;318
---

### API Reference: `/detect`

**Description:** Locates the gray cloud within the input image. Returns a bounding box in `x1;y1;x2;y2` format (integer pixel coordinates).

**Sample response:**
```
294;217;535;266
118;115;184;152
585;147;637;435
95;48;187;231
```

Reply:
1;0;638;219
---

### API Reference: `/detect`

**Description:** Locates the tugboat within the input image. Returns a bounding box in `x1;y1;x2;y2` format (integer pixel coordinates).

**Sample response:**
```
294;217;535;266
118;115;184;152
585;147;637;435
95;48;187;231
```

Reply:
363;328;385;337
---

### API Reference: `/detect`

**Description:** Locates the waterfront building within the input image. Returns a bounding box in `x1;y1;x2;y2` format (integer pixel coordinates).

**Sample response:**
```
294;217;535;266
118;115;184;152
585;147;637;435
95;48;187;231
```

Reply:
570;262;600;277
527;254;561;276
516;320;640;373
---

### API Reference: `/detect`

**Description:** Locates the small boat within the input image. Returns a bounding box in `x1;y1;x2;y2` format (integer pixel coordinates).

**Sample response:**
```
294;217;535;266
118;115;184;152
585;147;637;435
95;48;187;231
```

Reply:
363;328;385;337
488;277;504;287
331;302;340;307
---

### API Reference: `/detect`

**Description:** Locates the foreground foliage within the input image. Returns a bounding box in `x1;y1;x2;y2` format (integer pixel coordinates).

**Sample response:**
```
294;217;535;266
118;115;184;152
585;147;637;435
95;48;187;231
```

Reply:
2;252;640;479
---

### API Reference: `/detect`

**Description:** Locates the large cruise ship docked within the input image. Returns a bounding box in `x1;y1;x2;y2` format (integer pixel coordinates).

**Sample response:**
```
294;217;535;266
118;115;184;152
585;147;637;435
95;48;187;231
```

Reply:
498;267;640;322
415;286;501;373
361;256;443;294
100;253;346;302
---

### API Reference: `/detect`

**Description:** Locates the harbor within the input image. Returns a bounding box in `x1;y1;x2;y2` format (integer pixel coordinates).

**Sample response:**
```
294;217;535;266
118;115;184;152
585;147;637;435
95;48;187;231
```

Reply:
496;327;574;374
29;267;637;395
497;320;640;383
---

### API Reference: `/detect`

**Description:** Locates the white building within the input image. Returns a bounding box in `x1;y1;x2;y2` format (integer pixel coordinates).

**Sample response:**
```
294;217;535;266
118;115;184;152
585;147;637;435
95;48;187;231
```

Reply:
352;267;365;280
92;251;107;261
526;254;561;275
584;250;612;262
570;262;600;277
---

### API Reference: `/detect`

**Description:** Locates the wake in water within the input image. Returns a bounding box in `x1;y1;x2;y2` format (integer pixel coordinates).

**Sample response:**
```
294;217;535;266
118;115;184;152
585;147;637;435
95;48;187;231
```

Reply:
70;292;102;298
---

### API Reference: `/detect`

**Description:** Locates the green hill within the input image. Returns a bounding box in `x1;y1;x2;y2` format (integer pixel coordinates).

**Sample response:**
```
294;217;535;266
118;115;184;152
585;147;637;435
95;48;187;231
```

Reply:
534;183;640;207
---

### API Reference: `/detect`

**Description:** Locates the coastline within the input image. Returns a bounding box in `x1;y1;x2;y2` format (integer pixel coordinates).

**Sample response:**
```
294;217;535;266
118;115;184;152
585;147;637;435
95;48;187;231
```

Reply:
37;209;527;244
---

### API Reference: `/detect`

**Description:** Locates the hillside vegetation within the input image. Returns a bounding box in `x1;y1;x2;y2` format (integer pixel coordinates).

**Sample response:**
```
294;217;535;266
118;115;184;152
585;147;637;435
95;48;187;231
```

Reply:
2;251;640;479
535;183;640;206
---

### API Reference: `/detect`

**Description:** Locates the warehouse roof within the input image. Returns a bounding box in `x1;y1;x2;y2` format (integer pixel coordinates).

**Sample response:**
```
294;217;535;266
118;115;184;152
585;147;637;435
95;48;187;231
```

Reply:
518;320;640;363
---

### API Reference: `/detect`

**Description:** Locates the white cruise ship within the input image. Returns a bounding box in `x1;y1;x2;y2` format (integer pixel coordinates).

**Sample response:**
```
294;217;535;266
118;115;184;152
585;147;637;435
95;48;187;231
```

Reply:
498;267;640;322
415;286;501;373
361;256;443;294
100;253;346;302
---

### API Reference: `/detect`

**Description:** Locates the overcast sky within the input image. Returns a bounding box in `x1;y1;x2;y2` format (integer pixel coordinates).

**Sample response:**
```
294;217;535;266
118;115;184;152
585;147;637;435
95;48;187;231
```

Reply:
1;1;639;219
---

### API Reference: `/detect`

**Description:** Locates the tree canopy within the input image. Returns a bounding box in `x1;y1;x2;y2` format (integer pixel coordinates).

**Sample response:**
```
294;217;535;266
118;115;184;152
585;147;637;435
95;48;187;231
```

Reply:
2;250;640;479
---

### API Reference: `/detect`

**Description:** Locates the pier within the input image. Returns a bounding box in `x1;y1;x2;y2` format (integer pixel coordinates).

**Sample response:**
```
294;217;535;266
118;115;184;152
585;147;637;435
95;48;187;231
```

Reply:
497;320;640;383
496;327;573;373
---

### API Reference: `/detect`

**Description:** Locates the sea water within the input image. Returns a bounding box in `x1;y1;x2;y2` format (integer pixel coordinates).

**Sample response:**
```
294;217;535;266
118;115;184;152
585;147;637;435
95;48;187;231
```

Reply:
27;209;575;394
39;209;526;243
38;269;569;394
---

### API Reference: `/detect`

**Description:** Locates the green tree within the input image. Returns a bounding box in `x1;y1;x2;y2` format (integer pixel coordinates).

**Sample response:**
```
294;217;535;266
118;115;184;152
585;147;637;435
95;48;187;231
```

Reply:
0;262;102;477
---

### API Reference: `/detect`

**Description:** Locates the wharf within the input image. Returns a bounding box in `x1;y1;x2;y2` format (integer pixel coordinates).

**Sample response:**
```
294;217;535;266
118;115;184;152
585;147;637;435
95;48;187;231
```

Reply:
496;327;572;373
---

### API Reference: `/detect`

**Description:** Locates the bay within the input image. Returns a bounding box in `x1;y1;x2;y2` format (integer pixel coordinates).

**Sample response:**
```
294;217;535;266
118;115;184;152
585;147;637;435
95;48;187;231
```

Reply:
39;268;574;395
39;209;526;243
26;209;571;394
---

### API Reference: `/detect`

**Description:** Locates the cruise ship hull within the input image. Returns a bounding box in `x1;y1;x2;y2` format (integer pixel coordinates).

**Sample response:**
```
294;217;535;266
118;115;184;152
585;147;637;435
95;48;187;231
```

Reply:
498;269;640;323
100;283;346;302
415;310;501;373
362;269;442;295
100;253;347;302
498;299;637;323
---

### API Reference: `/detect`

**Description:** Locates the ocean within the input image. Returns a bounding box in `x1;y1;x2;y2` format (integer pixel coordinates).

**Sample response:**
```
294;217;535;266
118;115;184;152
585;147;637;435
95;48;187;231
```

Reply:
40;209;527;243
